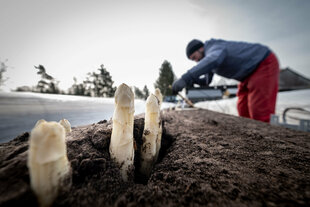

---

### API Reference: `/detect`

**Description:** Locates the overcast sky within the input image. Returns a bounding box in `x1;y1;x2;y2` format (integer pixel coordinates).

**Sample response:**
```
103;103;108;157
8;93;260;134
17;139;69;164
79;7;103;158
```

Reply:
1;0;310;92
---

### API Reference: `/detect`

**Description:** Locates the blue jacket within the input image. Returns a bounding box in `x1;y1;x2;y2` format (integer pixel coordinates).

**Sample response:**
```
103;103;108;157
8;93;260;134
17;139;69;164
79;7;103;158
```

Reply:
182;39;270;85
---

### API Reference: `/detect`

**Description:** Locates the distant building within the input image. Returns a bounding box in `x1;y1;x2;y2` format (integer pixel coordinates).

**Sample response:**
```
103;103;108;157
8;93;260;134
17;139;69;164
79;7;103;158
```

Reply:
186;88;222;102
223;87;238;98
164;95;178;103
186;85;237;103
185;67;310;103
279;68;310;91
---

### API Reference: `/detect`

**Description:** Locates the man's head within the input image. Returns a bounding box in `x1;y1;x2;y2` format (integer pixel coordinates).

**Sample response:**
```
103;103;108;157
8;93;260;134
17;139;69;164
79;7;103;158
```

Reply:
186;39;204;62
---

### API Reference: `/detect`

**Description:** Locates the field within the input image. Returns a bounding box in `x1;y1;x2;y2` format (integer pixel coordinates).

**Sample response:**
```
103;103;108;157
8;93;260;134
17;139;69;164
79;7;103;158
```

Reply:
0;109;309;206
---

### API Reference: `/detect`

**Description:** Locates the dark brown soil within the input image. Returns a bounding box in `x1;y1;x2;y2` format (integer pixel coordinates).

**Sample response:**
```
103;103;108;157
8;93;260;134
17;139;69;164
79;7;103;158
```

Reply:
0;109;310;207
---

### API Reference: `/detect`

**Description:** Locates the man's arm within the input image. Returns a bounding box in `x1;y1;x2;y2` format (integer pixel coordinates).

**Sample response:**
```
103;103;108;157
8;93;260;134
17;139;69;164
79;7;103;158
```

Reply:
195;72;214;86
172;46;226;94
182;46;226;84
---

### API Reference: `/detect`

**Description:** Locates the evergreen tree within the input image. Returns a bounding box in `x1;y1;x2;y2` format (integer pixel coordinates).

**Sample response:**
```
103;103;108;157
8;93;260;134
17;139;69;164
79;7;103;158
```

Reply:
88;64;116;97
35;65;60;94
134;86;144;99
143;85;150;100
133;85;150;100
69;77;87;96
68;64;116;97
83;75;93;96
154;60;176;97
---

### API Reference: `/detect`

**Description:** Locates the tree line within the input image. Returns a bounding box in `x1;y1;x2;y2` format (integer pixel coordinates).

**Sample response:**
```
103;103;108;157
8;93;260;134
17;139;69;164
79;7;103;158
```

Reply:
0;59;9;89
2;60;176;100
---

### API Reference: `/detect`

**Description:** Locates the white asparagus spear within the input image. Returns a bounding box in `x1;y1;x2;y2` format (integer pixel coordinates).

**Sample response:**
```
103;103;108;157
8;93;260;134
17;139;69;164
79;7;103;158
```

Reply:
59;119;72;134
140;94;161;176
28;120;71;207
154;88;163;161
109;83;135;181
154;88;163;108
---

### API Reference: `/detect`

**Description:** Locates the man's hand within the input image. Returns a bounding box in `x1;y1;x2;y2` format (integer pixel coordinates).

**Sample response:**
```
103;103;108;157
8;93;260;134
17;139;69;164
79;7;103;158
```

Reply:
172;78;187;95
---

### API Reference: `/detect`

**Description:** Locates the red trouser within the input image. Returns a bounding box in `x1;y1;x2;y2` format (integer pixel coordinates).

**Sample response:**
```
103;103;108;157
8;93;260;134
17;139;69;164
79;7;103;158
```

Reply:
237;53;279;123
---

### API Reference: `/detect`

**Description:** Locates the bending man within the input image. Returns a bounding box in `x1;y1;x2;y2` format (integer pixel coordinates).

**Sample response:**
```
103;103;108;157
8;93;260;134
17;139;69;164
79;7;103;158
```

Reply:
172;38;280;122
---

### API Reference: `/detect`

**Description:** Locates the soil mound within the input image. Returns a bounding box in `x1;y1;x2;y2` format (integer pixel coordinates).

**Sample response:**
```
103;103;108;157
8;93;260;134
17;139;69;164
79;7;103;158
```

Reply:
0;109;309;206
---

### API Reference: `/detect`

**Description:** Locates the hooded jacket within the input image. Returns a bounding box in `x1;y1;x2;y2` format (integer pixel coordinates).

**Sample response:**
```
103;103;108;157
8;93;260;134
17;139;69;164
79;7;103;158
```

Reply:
182;39;270;85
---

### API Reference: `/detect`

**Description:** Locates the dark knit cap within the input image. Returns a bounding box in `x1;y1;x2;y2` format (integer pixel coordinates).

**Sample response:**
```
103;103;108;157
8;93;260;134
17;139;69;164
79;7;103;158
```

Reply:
186;39;204;59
